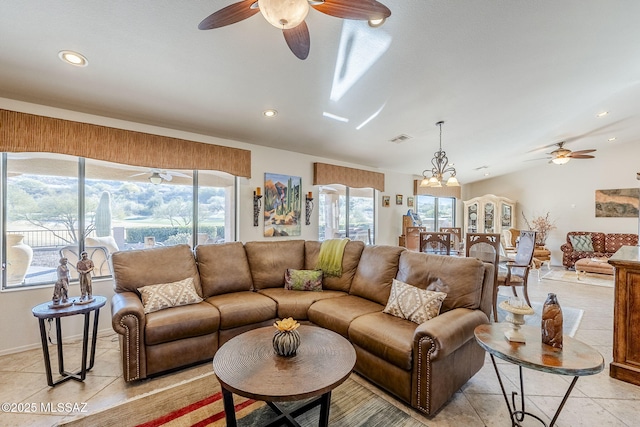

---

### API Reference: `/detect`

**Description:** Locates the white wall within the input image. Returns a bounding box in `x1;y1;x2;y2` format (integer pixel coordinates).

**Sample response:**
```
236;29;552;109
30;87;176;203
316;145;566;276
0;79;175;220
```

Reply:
0;98;417;354
462;140;640;266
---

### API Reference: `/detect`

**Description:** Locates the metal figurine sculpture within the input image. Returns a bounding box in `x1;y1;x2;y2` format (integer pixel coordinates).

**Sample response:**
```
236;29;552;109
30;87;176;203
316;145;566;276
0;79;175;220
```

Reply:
76;251;95;304
50;257;72;308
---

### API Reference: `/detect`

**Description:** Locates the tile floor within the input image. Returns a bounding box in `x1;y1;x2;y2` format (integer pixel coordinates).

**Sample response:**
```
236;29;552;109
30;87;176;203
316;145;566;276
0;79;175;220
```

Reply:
1;270;639;426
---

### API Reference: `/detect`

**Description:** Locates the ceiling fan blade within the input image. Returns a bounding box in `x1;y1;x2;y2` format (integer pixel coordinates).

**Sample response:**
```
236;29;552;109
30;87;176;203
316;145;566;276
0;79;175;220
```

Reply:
159;173;173;181
312;0;391;20
568;154;595;159
283;21;310;60
129;172;148;177
198;0;259;30
168;171;192;178
569;149;596;156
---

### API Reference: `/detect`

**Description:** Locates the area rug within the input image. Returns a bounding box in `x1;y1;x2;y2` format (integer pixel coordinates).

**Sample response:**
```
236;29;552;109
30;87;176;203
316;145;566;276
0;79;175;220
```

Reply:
496;294;584;337
59;372;427;427
541;268;614;288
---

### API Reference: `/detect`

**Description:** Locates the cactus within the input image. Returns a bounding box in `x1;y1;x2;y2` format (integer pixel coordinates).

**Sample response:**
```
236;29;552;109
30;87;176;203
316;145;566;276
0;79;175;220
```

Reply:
95;191;112;237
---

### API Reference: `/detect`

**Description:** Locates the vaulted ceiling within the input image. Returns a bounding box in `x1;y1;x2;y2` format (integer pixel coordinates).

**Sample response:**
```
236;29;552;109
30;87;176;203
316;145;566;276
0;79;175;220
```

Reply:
1;1;639;184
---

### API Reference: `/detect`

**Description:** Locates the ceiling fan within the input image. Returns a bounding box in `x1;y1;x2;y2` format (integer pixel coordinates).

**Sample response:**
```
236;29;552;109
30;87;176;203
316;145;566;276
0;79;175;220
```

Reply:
546;142;596;165
130;169;192;185
198;0;392;60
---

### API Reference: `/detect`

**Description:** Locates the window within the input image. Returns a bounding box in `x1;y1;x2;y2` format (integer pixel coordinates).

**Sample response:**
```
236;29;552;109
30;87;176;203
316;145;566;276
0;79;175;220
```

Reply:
2;153;236;289
318;185;374;244
415;195;456;231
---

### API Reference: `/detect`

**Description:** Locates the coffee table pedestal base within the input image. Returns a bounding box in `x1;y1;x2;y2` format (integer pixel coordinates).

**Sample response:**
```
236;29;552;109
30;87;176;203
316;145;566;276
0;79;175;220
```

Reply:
222;388;331;427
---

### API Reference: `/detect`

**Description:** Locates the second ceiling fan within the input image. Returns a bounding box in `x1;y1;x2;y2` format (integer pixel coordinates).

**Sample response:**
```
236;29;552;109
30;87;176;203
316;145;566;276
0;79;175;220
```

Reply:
198;0;391;60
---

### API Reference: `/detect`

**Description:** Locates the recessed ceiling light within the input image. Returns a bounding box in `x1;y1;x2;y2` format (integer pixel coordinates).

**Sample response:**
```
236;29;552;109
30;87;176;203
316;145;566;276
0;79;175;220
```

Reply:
608;137;616;142
596;111;609;117
58;50;88;67
263;109;277;118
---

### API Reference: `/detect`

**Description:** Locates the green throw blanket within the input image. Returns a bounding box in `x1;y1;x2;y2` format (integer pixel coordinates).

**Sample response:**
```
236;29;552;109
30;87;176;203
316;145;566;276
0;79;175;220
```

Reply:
316;238;350;277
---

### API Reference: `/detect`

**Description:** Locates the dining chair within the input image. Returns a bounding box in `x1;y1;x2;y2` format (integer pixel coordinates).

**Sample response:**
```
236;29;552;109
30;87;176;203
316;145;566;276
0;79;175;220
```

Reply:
440;227;463;255
419;231;451;255
493;230;537;321
465;233;501;319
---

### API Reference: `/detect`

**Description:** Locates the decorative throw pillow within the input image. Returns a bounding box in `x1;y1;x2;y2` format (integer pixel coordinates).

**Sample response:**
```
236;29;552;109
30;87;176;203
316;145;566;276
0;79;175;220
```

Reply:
284;269;323;291
139;277;203;314
383;279;447;324
569;234;594;252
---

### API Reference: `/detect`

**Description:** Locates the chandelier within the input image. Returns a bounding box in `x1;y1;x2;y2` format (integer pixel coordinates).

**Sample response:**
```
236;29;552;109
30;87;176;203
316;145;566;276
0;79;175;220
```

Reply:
420;121;460;188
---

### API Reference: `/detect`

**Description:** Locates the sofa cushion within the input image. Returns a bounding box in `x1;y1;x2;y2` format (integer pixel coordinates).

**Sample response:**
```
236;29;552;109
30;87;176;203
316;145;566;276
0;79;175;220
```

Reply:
206;291;277;330
304;240;364;292
139;277;203;314
259;288;347;320
145;302;220;346
245;240;305;290
348;311;415;371
569;234;594;252
112;244;202;296
349;245;405;305
196;242;253;297
383;279;446;324
308;295;384;337
284;269;323;291
396;251;485;313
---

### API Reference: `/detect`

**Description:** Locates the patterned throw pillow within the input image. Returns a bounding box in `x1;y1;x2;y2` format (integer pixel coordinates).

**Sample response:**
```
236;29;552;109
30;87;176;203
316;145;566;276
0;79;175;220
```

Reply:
383;279;447;324
569;234;594;252
139;277;203;314
284;269;323;291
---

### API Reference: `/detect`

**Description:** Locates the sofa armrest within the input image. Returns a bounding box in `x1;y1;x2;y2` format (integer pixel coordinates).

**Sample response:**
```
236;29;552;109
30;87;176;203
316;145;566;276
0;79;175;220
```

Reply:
413;308;489;361
560;243;573;254
111;291;147;381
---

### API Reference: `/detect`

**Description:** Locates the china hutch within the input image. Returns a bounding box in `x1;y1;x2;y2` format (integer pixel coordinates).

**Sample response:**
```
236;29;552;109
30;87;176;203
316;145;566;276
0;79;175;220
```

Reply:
463;194;516;236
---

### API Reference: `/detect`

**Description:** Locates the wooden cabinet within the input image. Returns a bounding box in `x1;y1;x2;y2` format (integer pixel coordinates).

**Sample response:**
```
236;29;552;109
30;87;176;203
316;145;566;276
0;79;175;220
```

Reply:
463;194;515;236
608;246;640;386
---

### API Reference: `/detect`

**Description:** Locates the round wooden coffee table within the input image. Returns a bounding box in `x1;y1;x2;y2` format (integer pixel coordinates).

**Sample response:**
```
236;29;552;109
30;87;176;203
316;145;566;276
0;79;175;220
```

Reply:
213;325;356;427
475;323;604;427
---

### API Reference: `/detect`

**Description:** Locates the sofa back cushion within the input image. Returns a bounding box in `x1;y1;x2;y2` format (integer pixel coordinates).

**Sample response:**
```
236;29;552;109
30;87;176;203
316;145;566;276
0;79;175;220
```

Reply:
349;245;405;305
112;244;202;296
196;242;253;297
566;232;605;252
245;240;305;290
605;233;638;253
304;240;365;292
396;251;485;313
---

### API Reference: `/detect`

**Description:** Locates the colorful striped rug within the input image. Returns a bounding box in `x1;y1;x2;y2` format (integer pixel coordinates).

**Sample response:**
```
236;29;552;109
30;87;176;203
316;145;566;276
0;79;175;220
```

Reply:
61;371;427;427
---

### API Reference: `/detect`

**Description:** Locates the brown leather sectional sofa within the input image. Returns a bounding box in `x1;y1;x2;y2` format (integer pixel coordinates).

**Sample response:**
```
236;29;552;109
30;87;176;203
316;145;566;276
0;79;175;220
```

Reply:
110;239;494;415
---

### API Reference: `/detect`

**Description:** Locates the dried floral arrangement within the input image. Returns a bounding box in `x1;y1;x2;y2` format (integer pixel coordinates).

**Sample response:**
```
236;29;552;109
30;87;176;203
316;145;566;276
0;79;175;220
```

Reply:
522;212;556;246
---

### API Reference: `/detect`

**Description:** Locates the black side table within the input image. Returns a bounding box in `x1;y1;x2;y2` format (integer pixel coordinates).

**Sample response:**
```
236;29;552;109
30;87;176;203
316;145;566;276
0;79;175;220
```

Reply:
31;296;107;386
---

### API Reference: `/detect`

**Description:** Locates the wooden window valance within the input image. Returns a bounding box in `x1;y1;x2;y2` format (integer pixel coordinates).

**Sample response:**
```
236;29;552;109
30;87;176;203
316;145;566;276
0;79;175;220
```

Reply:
413;180;461;199
0;109;251;178
313;162;384;192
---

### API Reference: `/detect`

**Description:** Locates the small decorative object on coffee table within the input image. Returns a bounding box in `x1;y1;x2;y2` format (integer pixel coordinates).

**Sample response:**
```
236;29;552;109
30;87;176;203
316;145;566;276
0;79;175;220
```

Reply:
499;297;534;343
542;293;563;349
273;317;301;357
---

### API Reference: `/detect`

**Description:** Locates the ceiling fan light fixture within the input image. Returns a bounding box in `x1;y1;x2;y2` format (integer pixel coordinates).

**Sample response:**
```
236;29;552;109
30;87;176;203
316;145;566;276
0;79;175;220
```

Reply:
551;156;570;165
368;17;386;27
259;0;309;29
149;172;164;185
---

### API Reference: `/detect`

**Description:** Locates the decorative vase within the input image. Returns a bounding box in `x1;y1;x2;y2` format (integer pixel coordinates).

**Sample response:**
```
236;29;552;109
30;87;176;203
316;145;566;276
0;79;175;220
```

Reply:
541;293;563;349
6;234;33;285
273;330;301;357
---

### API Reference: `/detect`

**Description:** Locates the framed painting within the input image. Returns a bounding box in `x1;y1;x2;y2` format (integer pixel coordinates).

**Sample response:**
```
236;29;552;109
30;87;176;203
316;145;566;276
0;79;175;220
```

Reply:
407;196;414;208
382;196;390;207
264;173;302;237
595;188;640;218
396;194;403;205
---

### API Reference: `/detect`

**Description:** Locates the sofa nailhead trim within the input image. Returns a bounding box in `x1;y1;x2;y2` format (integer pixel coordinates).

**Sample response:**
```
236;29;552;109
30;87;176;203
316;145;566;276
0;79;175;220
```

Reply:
416;336;436;414
120;314;140;381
